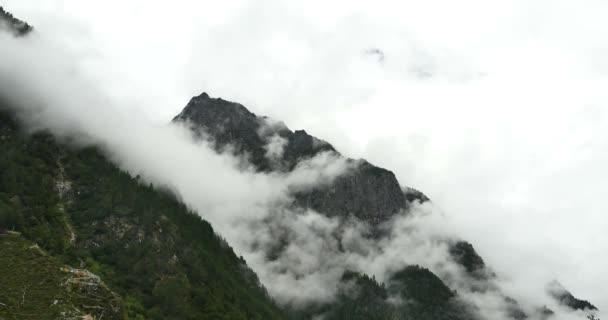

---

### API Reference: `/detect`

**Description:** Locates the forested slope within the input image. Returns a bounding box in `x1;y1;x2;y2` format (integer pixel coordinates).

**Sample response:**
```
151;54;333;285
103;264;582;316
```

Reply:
0;109;285;320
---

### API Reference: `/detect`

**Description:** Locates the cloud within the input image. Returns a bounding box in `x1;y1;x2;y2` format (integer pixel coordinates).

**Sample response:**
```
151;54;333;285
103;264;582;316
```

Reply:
2;1;608;318
258;118;289;167
0;23;360;308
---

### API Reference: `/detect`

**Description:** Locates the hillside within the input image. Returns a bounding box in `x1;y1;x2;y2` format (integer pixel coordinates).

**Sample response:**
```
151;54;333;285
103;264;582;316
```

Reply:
0;103;476;320
0;85;600;320
172;92;599;320
0;109;285;319
0;233;121;319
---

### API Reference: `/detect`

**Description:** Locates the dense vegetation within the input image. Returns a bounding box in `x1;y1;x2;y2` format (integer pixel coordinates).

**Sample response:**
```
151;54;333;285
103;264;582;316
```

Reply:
287;271;393;320
0;233;121;319
0;109;285;319
288;267;476;320
0;106;480;320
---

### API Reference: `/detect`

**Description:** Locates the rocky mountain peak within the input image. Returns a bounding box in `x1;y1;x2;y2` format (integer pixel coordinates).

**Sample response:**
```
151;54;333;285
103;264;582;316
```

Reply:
172;92;340;172
173;92;427;224
174;92;257;128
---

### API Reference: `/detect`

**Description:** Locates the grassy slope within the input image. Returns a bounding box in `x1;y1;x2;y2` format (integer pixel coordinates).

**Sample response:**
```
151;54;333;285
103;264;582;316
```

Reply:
0;233;121;320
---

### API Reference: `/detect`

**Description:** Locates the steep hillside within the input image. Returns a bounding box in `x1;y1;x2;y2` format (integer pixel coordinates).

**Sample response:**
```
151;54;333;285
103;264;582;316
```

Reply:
0;109;285;319
0;233;121;320
172;92;599;320
172;93;484;319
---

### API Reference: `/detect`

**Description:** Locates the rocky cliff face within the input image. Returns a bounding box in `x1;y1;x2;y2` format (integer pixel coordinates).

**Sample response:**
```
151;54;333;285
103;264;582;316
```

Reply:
173;92;427;224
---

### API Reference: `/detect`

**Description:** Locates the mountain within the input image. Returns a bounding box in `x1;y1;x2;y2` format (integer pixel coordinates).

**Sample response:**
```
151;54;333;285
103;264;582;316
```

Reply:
287;267;477;320
0;6;33;36
171;93;493;319
0;90;475;320
1;8;286;319
0;232;122;319
0;107;286;319
172;92;600;320
1;6;599;320
547;281;598;312
0;89;599;320
173;92;428;225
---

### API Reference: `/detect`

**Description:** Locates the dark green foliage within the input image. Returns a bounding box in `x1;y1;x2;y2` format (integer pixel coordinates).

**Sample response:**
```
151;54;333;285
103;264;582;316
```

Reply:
324;272;393;320
0;113;68;253
387;265;477;320
289;268;477;320
288;271;393;320
389;265;455;305
61;148;284;319
0;107;482;320
0;110;285;319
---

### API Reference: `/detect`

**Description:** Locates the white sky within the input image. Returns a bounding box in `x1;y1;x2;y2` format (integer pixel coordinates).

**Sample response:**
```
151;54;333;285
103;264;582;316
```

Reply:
4;0;608;314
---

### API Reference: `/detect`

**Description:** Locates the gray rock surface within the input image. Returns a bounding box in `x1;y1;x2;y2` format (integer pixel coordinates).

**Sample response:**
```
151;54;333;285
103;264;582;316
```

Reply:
173;92;428;223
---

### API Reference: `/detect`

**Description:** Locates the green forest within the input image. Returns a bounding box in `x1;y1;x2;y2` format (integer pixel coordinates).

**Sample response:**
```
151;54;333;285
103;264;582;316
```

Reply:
0;109;285;319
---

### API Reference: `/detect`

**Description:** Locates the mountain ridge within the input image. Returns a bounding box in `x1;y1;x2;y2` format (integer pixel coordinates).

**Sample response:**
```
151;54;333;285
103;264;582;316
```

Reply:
171;91;600;319
173;92;428;225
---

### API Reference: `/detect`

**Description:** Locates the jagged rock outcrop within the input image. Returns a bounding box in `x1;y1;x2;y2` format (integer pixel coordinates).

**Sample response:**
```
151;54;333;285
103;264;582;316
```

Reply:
173;92;427;223
172;93;337;172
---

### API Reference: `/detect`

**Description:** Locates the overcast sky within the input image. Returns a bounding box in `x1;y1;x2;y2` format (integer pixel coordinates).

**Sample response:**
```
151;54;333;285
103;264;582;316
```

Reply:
3;0;608;315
